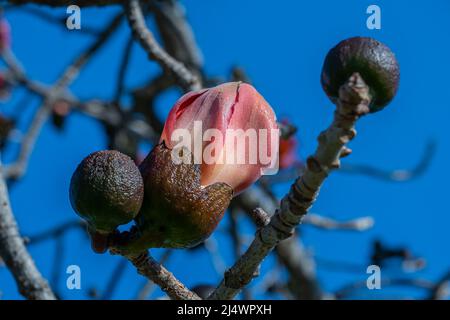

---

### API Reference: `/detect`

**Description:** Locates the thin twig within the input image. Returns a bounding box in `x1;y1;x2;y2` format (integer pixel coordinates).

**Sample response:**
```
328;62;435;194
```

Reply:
208;73;372;300
302;214;374;231
136;249;172;300
340;139;436;181
125;0;201;92
2;104;51;180
250;208;271;228
114;35;134;104
2;13;123;180
101;258;128;300
150;0;203;73
204;236;227;276
26;220;86;244
132;73;174;134
50;237;64;299
262;139;436;185
9;5;101;36
55;13;123;89
125;251;201;300
0;159;56;300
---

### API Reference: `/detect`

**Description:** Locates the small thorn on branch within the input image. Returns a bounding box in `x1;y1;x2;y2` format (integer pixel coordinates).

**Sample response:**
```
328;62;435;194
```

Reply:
250;208;271;228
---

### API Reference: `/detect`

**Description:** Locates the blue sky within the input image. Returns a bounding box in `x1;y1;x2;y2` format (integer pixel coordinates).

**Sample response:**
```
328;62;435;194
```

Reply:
0;0;449;299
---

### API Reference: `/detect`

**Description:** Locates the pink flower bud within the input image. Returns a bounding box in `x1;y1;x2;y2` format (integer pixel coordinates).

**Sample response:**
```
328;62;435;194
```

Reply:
160;82;279;194
0;18;11;51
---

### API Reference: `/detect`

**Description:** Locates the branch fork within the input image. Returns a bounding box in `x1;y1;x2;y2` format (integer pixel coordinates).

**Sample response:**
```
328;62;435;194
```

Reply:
208;73;372;300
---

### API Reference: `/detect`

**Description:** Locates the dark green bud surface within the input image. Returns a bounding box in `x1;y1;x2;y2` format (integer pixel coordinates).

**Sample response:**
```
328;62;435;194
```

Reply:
70;150;144;232
321;36;400;112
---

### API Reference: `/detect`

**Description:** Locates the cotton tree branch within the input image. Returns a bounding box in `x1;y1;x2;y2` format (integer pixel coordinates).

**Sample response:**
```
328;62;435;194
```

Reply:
250;206;374;232
124;251;201;300
114;35;134;105
136;249;172;300
131;73;174;134
204;236;227;276
276;236;322;300
26;220;86;244
2;103;51;180
0;160;56;300
6;5;102;36
101;258;128;300
208;73;372;300
2;13;123;180
228;208;252;299
236;185;323;299
303;214;374;231
55;13;123;89
150;0;203;74
3;49;158;150
249;207;271;228
340;139;436;182
262;138;435;185
125;0;201;92
240;192;323;300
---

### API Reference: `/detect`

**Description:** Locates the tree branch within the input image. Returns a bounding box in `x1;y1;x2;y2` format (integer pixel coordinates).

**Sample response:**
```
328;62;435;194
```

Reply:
2;13;123;180
125;0;201;92
303;214;374;231
0;159;56;300
124;251;201;300
135;249;172;300
236;184;323;299
208;73;372;300
2;102;51;180
150;0;203;74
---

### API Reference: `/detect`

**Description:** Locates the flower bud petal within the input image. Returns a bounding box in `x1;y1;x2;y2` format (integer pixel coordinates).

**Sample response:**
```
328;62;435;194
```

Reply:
160;82;278;195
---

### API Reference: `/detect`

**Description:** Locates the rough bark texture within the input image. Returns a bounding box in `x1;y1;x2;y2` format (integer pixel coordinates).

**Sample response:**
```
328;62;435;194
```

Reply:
126;251;201;300
0;161;56;300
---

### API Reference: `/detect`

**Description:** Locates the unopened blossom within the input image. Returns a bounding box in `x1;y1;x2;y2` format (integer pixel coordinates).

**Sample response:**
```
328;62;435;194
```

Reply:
160;82;279;194
123;82;280;251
